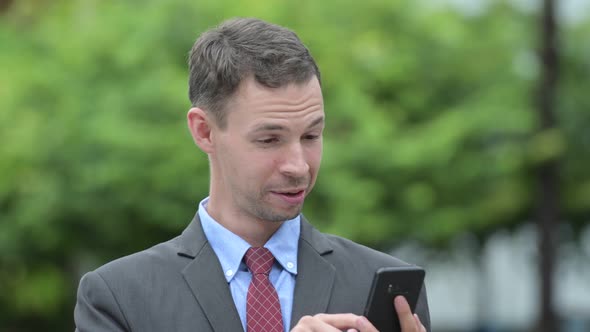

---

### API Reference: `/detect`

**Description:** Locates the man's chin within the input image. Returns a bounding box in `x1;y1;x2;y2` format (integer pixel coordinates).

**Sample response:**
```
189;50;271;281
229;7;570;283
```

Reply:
259;206;302;223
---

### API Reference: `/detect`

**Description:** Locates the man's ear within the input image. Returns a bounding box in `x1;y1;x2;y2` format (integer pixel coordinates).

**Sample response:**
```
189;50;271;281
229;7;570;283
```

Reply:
187;107;215;154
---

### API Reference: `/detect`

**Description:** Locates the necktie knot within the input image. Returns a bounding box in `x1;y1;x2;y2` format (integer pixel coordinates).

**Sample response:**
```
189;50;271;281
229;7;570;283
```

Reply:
244;247;274;275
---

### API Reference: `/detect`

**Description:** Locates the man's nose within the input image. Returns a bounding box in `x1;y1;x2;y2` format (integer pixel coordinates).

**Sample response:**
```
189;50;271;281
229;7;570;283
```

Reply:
279;143;309;177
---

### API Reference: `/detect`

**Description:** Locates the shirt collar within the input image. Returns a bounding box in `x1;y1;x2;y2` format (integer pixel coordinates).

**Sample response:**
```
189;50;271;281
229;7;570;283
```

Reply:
198;197;300;282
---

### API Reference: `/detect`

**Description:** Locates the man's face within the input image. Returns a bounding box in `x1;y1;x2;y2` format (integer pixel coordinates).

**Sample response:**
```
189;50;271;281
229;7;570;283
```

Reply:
210;76;324;223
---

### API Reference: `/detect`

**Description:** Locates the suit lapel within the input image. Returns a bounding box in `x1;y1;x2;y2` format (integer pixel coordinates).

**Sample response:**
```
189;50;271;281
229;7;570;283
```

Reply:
290;218;336;328
178;214;244;332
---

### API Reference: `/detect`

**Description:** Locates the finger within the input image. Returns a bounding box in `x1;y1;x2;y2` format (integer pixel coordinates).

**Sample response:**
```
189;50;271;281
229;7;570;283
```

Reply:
394;296;418;332
313;313;361;330
313;313;378;332
291;315;342;332
355;316;379;332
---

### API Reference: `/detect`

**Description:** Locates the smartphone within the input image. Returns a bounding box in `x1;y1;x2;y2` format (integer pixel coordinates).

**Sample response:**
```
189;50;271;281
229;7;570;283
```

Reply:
363;266;425;332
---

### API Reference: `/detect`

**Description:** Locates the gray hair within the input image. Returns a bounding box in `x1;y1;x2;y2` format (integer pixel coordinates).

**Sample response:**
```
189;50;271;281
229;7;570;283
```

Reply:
188;17;321;128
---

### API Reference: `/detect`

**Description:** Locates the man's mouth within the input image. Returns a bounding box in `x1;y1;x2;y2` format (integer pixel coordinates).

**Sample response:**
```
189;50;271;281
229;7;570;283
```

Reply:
278;189;305;196
271;189;306;205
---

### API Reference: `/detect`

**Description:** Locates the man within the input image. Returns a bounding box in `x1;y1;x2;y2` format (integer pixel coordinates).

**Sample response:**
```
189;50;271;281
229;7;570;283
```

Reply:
74;17;430;332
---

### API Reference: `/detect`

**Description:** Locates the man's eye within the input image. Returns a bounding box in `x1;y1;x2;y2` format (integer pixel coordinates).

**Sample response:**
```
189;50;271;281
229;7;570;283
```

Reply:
257;137;279;144
304;134;320;140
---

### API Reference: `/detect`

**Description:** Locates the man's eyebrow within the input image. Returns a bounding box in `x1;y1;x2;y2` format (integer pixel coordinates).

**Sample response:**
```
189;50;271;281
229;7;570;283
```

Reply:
251;116;325;133
251;123;286;133
307;116;325;129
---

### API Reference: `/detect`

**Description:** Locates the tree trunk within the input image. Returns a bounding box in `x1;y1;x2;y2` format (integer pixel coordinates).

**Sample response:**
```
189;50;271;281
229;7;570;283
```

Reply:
0;0;14;13
535;0;560;331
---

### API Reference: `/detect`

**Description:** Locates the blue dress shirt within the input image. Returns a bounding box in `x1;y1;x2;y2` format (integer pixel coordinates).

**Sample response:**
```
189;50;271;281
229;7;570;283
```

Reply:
198;197;300;332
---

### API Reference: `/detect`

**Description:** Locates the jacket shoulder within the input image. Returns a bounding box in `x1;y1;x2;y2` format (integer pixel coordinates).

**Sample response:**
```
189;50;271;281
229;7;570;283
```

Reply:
321;233;412;268
86;235;190;295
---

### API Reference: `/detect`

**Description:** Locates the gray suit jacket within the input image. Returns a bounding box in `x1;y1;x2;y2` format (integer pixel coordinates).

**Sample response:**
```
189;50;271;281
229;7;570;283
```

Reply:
74;214;431;331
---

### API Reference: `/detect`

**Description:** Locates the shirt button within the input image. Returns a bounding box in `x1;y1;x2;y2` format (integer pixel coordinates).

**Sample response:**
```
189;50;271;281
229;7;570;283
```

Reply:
225;269;233;277
286;262;294;269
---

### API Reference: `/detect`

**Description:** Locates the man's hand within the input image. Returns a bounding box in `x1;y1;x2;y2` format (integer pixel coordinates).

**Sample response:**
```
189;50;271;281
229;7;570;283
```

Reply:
291;313;377;332
290;296;426;332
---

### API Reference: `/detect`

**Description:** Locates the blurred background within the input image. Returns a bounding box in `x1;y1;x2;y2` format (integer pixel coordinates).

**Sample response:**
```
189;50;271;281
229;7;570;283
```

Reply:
1;0;589;331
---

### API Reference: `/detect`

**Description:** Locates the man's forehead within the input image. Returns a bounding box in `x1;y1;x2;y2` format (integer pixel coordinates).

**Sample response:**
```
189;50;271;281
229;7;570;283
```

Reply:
223;76;324;122
233;75;322;99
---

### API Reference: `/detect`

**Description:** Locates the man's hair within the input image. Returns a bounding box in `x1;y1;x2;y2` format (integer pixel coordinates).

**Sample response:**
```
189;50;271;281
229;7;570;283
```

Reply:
188;17;321;128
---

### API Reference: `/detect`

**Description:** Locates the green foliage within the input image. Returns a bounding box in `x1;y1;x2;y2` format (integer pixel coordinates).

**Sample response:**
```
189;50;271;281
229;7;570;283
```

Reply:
0;0;589;329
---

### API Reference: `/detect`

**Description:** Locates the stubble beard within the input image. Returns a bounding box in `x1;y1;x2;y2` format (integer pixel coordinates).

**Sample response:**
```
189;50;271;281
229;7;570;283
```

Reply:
252;203;302;223
244;191;305;223
241;179;310;223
